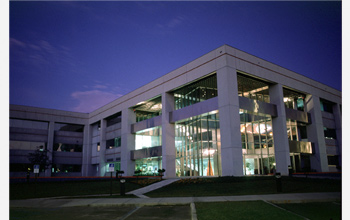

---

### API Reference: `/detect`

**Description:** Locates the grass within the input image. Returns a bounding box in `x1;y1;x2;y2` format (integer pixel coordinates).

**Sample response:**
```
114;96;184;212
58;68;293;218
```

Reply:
10;178;144;200
10;206;137;220
278;202;341;220
10;205;191;220
195;201;341;220
146;176;341;197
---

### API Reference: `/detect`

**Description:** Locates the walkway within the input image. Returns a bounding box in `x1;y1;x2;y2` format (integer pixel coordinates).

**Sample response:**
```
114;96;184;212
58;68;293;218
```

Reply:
10;192;340;208
126;178;179;198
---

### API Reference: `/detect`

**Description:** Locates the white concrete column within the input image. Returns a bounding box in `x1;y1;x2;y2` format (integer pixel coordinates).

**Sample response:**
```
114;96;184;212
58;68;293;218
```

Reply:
162;92;176;178
99;119;107;176
121;108;136;176
45;121;55;177
269;84;290;176
82;124;92;176
333;103;342;168
305;95;329;172
217;66;243;176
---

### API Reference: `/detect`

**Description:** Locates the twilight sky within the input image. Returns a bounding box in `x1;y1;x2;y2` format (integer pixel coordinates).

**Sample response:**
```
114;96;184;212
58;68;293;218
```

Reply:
9;1;342;113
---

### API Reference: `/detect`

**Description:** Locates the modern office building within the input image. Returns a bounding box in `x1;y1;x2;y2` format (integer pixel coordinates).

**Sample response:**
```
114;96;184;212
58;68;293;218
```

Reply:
10;45;342;178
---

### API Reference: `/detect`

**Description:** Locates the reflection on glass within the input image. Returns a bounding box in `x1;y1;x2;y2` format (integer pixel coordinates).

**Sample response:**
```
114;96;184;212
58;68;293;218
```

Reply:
174;73;217;110
240;109;275;175
135;157;162;175
283;88;306;111
135;126;162;150
237;73;270;103
175;111;221;177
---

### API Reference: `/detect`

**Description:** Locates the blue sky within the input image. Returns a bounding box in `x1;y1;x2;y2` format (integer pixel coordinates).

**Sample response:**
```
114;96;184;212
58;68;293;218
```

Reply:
9;1;342;113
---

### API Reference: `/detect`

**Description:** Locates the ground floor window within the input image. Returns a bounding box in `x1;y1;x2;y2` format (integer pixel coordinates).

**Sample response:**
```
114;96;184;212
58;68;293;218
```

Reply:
135;157;162;175
243;155;275;175
240;110;275;175
51;164;81;173
175;111;221;177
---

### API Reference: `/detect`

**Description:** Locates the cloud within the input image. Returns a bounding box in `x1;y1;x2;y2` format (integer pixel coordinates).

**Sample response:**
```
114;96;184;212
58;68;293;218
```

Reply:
157;15;186;29
10;37;74;70
92;84;108;89
10;38;26;48
70;89;122;113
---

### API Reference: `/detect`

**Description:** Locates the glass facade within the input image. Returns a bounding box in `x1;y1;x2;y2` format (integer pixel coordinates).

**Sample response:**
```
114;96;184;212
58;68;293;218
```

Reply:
237;73;270;103
134;96;162;122
283;88;306;111
106;137;121;149
135;126;162;150
135;157;162;175
174;73;217;110
240;110;275;175
175;111;221;177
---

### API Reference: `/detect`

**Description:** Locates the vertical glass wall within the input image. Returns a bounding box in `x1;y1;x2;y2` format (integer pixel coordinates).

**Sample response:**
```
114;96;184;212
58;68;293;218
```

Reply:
175;111;221;177
240;110;275;175
237;73;270;103
135;157;162;175
133;96;162;122
174;73;217;110
135;126;162;150
283;88;306;111
286;119;308;141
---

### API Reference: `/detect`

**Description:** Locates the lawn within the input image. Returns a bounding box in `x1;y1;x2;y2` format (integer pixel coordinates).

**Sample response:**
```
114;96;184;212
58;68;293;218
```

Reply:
195;201;341;220
146;176;341;197
10;178;153;200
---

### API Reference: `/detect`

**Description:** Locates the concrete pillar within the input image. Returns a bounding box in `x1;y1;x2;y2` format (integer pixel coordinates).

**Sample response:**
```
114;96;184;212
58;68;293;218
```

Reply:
121;108;136;176
82;124;92;176
162;92;176;178
333;103;342;169
99;119;107;176
45;121;55;177
217;66;243;176
269;84;290;176
305;95;329;172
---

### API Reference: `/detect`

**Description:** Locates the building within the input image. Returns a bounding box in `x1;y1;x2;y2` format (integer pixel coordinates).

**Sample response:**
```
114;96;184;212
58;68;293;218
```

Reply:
10;45;342;178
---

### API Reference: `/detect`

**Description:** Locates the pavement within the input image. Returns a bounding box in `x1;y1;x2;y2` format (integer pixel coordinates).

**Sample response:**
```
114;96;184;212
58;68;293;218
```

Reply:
10;192;341;208
10;178;341;220
126;178;179;198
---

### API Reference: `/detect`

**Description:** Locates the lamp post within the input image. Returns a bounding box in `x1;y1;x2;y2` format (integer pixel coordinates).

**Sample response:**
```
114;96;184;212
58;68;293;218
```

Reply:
116;170;125;196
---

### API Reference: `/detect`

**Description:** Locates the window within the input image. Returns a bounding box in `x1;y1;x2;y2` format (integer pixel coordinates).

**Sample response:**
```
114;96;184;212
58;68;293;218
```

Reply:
327;155;339;166
52;164;82;173
53;143;82;152
133;96;162;122
174;73;217;110
106;112;121;127
106;137;121;149
324;127;336;139
283;88;306;111
320;99;333;113
237;73;270;103
135;127;162;150
55;123;84;132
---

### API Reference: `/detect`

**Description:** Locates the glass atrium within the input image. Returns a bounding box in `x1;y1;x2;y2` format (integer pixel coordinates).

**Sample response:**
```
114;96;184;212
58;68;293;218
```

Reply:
175;111;221;177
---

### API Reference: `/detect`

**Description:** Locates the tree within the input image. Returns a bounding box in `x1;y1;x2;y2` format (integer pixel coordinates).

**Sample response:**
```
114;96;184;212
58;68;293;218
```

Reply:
27;149;51;176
